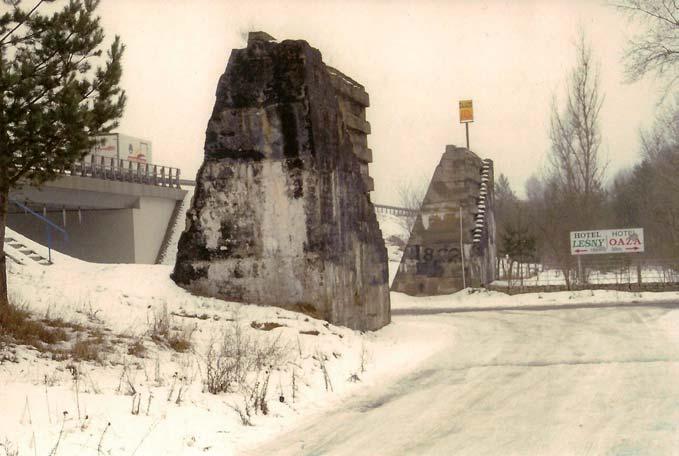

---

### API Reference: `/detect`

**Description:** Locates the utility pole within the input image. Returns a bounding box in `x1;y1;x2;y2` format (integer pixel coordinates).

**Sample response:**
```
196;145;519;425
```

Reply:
459;205;466;289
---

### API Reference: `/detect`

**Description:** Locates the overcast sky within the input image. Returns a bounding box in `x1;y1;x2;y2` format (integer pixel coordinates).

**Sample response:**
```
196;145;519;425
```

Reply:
98;0;662;204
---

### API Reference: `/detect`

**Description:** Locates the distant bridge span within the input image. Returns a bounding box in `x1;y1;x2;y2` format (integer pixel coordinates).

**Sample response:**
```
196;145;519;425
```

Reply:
179;179;417;217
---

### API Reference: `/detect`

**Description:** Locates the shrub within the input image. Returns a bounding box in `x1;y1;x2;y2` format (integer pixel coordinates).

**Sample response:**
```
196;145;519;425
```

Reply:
150;304;193;353
150;304;171;341
167;329;193;353
127;338;147;358
0;438;18;456
205;321;286;397
70;337;103;363
0;303;69;349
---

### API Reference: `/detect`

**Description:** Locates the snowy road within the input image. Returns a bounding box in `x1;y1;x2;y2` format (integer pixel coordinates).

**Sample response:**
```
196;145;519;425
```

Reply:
246;305;679;455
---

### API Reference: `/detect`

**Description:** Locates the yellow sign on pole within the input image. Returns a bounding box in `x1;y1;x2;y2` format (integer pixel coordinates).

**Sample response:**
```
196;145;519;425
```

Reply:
459;99;473;123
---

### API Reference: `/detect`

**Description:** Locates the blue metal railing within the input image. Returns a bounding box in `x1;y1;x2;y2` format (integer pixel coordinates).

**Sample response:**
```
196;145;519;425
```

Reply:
9;199;68;263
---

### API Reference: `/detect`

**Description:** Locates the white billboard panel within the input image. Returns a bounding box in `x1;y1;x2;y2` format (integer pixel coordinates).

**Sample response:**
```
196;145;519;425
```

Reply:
118;133;152;163
90;134;119;159
570;228;644;255
87;133;152;163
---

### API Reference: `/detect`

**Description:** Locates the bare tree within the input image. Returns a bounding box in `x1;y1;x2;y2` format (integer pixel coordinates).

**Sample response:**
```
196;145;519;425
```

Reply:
614;0;679;95
612;98;679;256
548;31;606;201
537;31;607;288
396;176;427;234
640;95;679;160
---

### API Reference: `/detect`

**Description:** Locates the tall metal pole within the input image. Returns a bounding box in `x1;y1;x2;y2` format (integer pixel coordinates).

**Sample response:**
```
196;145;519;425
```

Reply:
460;205;466;289
46;225;52;264
465;122;470;150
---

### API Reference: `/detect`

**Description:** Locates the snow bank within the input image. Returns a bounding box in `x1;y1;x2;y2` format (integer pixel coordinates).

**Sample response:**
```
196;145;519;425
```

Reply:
0;223;449;455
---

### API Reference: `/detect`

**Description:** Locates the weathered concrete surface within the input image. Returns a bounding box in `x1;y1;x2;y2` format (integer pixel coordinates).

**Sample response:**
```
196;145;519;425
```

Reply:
172;34;390;330
391;146;495;296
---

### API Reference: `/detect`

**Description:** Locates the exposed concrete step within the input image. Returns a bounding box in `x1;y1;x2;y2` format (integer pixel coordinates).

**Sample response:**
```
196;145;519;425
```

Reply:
353;145;373;164
344;113;371;135
362;175;375;192
327;65;370;107
4;236;51;266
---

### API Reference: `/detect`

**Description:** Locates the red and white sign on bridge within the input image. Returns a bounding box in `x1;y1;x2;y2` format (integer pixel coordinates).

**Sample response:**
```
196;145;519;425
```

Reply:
570;228;644;255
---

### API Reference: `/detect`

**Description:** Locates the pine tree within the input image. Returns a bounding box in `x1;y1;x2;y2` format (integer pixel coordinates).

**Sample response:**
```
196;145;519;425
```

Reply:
0;0;125;310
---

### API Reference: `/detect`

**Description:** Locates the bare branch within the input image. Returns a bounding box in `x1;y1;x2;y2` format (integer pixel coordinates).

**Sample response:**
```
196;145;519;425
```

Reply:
613;0;679;93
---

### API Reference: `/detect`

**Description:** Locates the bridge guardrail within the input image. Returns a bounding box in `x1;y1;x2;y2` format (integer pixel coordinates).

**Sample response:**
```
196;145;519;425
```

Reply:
170;184;417;216
64;154;181;188
373;204;418;216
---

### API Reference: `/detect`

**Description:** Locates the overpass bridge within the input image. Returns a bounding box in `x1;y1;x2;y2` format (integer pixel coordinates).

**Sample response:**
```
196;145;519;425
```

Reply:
9;163;417;265
8;154;187;264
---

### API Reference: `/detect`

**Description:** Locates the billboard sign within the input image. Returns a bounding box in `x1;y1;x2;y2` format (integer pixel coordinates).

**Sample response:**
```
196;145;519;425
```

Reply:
88;133;152;163
119;134;152;163
459;99;473;123
90;134;119;159
570;228;644;255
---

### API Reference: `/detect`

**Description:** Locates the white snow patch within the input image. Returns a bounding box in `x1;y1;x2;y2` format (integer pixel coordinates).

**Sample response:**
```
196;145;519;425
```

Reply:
391;287;679;312
0;222;450;456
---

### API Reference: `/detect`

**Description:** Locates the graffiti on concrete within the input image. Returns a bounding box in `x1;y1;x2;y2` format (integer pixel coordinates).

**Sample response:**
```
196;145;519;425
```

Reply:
392;146;496;296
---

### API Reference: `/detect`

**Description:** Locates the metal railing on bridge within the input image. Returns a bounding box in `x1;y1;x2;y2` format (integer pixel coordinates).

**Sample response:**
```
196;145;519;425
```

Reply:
173;184;419;218
373;204;418;217
64;154;181;188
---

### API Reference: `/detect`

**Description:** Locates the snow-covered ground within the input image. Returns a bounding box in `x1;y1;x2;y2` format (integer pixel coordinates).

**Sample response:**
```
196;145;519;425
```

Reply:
0;222;446;456
247;304;679;455
391;287;679;312
3;212;679;455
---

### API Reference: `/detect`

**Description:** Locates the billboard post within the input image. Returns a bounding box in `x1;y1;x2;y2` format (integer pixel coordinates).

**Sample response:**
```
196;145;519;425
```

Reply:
459;100;473;150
